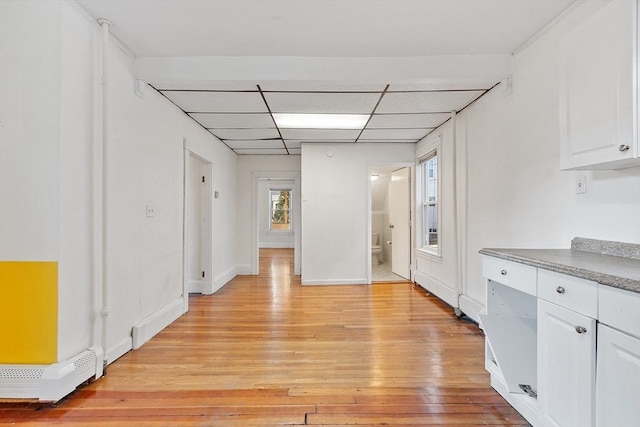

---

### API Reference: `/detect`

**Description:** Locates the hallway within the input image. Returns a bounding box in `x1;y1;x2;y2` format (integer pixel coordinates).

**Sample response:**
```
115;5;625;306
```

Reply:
0;249;526;426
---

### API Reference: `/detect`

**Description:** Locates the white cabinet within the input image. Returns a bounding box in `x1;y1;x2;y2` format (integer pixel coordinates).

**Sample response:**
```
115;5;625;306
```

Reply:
482;254;639;427
596;285;640;426
537;299;596;427
596;324;640;427
559;0;638;170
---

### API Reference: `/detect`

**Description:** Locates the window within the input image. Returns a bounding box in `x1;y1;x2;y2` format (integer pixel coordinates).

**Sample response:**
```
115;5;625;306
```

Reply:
420;151;438;253
269;189;291;231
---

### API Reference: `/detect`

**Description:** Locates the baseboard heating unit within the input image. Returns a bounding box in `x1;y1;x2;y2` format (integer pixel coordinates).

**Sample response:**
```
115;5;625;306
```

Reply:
0;346;103;402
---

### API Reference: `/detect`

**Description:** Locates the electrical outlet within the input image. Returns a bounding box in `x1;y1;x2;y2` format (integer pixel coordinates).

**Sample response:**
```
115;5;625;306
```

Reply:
575;175;586;194
146;203;155;217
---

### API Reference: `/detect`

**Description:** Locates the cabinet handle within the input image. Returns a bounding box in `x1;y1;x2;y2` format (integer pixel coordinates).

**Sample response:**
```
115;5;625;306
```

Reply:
575;326;587;334
556;286;565;294
500;269;507;276
618;144;630;152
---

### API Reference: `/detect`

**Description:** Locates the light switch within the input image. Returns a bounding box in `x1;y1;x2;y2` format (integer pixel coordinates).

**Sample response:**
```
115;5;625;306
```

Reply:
575;175;586;194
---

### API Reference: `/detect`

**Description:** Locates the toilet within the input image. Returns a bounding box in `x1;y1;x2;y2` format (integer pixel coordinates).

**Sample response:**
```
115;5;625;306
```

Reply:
372;233;383;265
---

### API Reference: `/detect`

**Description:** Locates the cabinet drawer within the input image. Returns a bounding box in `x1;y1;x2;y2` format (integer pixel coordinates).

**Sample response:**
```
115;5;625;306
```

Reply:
599;285;640;339
538;269;597;318
483;256;536;296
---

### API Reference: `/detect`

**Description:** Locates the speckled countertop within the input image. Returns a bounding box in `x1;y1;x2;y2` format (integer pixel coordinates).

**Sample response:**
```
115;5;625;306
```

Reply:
479;242;640;293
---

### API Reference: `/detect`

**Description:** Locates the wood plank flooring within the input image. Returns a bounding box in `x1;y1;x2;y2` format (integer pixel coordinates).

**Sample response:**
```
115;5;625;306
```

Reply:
0;249;527;426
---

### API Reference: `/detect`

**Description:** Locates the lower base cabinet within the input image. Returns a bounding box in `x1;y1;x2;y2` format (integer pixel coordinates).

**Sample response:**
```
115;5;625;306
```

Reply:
596;324;640;427
537;300;596;427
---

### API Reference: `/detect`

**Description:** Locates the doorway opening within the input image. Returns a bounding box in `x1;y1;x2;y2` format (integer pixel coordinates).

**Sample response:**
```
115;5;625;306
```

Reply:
369;164;413;283
184;152;213;297
251;172;301;276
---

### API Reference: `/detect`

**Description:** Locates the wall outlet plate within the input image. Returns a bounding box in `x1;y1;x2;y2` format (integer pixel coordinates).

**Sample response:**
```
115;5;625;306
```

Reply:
146;203;155;217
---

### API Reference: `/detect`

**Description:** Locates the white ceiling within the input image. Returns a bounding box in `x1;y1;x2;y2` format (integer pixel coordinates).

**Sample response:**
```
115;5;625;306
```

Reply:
77;0;575;155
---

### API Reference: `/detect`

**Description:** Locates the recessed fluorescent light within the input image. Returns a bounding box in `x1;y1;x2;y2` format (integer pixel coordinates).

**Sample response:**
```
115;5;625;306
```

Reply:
370;174;380;181
273;113;369;129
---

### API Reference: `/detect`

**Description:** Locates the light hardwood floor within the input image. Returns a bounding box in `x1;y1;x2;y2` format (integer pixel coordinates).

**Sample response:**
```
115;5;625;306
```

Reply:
0;249;527;426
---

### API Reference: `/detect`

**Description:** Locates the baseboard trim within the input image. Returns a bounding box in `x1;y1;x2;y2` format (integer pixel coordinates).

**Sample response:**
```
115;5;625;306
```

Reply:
414;272;458;307
213;266;237;293
107;337;132;364
259;243;294;249
188;279;203;294
131;298;185;350
235;264;251;275
301;278;367;285
459;295;484;323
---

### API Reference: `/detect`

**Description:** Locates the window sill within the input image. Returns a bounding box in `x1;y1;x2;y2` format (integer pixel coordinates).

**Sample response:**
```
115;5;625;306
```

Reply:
416;247;442;262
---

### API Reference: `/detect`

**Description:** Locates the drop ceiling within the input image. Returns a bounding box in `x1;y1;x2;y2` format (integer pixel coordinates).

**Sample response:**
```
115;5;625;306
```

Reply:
77;0;576;155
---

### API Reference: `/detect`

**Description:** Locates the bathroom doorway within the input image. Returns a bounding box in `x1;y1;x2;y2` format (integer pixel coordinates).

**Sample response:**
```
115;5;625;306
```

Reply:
369;164;413;283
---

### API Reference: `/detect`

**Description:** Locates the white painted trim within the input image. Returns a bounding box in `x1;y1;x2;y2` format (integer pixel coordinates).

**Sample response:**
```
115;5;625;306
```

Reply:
131;298;185;350
236;264;252;275
301;278;368;286
213;266;237;293
107;337;132;364
251;171;301;276
414;272;458;308
188;279;203;294
459;295;484;323
260;242;295;248
135;54;511;84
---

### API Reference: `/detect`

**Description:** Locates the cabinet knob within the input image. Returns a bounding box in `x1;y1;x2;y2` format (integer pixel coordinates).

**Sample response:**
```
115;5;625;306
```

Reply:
575;326;587;334
618;144;630;152
500;269;507;276
556;286;565;294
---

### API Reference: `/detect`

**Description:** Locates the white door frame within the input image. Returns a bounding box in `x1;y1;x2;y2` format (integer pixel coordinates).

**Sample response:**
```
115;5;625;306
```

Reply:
182;138;215;313
367;162;415;284
251;171;301;275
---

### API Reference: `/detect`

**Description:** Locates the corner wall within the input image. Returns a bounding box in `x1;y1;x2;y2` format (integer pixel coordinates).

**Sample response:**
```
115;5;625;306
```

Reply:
301;143;415;284
415;0;640;320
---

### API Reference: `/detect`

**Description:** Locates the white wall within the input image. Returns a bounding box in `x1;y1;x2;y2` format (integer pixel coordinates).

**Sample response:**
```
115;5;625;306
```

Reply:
0;0;61;262
301;143;415;284
1;0;239;365
415;0;640;320
236;155;301;272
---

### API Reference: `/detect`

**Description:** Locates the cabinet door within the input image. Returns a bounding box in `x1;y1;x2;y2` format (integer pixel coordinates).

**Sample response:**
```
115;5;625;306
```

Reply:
596;324;640;427
538;300;596;427
559;0;637;170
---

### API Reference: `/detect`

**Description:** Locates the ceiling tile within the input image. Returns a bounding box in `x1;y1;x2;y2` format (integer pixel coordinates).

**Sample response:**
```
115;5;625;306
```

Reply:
388;80;496;91
161;91;267;113
376;90;485;113
265;92;380;114
225;140;285;149
358;139;420;143
260;82;386;92
154;82;259;91
210;128;279;140
190;113;273;128
234;148;289;155
367;113;450;129
280;129;360;140
359;128;430;140
284;140;302;149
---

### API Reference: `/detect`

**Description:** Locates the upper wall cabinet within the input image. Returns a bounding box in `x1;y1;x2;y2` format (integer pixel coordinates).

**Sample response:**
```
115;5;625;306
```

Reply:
559;0;638;170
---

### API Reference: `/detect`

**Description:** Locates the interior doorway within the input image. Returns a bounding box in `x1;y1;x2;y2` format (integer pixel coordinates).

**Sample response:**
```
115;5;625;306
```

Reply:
251;172;301;276
369;164;413;283
185;152;213;295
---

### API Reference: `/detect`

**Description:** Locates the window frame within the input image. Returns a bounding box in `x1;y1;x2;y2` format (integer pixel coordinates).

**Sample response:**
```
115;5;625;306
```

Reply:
268;188;293;233
418;147;441;257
